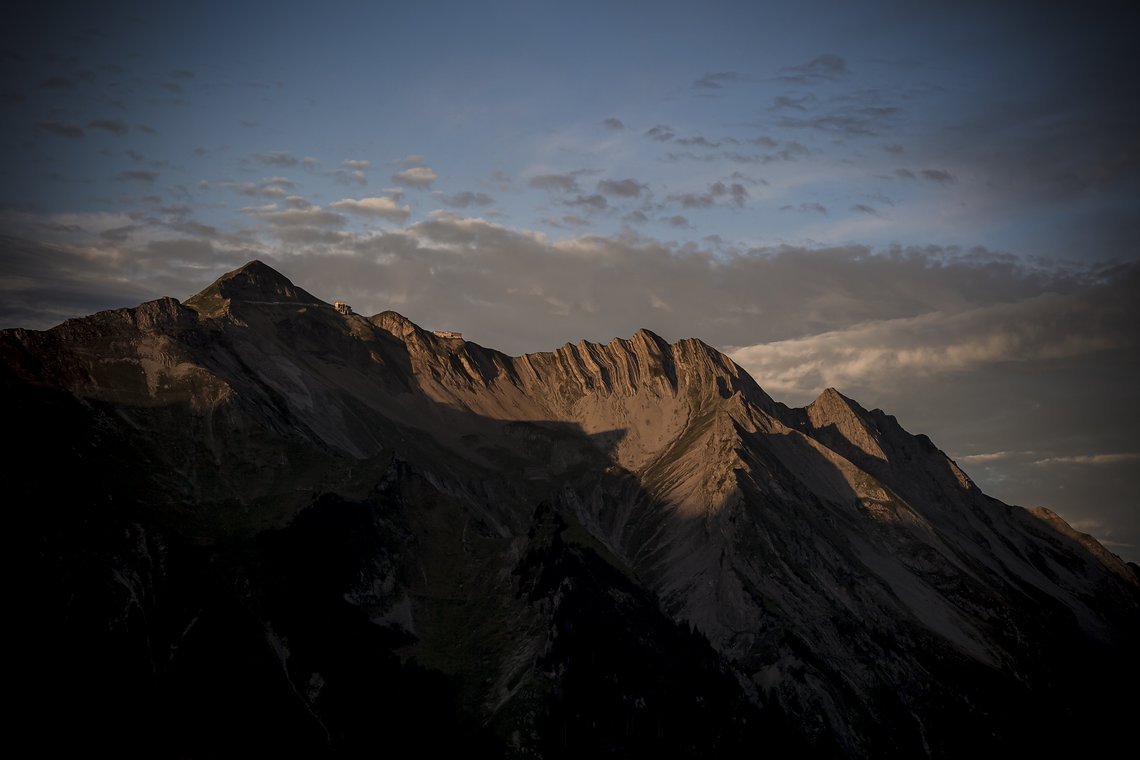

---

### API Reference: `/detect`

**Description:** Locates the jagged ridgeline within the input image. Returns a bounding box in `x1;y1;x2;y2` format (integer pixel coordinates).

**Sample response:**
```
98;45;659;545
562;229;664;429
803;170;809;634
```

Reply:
5;260;1138;757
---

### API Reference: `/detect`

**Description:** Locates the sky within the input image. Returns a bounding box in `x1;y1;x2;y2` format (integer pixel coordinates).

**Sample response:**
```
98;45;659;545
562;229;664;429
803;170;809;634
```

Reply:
2;0;1138;560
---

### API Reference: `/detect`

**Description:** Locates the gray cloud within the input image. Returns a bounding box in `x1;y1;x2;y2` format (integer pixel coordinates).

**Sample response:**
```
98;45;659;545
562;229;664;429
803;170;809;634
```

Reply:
781;202;828;214
228;176;296;198
564;194;608;212
670;182;748;209
490;169;511;188
116;170;158;184
778;54;848;84
548;214;591;228
602;117;625;130
919;169;955;184
441;191;495;208
851;204;878;215
675;135;721;148
771;94;815;111
665;151;719;163
37;121;84;139
694;71;740;89
256;152;300;167
760;141;810;162
645;125;675;142
88;119;128;136
778;105;902;138
333;168;368;186
672;194;712;209
243;203;346;228
893;168;957;184
667;142;807;165
528;174;581;193
597;179;647;198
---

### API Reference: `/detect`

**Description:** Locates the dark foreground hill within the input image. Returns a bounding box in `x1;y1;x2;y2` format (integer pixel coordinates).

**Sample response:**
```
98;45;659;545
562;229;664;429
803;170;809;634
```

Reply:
5;260;1137;757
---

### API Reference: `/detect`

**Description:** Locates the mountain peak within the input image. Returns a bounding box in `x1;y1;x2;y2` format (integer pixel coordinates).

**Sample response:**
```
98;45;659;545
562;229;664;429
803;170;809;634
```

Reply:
631;326;666;343
185;260;325;316
805;385;888;462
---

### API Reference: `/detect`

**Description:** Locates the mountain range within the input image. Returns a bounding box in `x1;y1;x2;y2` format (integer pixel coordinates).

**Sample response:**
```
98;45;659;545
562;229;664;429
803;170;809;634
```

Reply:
5;260;1137;757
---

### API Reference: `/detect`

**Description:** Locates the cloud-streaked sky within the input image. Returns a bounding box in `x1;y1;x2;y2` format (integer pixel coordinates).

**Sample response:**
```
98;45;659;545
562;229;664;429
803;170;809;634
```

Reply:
3;1;1138;559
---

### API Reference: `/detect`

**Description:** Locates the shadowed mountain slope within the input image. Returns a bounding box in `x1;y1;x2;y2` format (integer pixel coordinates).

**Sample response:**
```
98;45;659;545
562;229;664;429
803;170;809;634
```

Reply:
4;260;1137;757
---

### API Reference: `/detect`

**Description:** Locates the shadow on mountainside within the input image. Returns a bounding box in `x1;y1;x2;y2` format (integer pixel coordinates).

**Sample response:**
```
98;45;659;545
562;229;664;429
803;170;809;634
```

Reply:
5;371;810;757
4;283;1137;758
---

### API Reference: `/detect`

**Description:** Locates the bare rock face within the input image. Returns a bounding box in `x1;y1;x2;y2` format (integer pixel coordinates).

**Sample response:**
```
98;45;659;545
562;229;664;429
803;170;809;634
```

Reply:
5;261;1137;757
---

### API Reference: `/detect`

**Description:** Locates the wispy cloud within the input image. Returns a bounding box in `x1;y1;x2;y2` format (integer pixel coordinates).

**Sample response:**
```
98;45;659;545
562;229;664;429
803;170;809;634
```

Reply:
778;105;902;138
954;451;1028;464
1033;453;1140;466
116;170;158;184
440;191;495;208
528;173;581;193
88;119;129;136
780;202;827;214
227;176;296;198
37;122;84;139
670;182;748;209
563;194;608;212
242;201;345;228
255;152;300;167
730;285;1138;400
694;71;741;89
778;54;848;84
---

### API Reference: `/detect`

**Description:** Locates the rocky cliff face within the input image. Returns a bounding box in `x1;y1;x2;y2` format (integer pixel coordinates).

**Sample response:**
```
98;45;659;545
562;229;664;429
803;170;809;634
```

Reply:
5;261;1138;757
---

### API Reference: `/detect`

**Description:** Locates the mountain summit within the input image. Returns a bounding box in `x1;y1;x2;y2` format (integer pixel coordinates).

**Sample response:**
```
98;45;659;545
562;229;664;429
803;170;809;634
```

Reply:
4;261;1137;757
185;258;326;316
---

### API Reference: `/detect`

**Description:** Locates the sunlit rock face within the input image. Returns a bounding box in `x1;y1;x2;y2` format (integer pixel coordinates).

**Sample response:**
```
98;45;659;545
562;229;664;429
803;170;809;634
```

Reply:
5;261;1138;757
